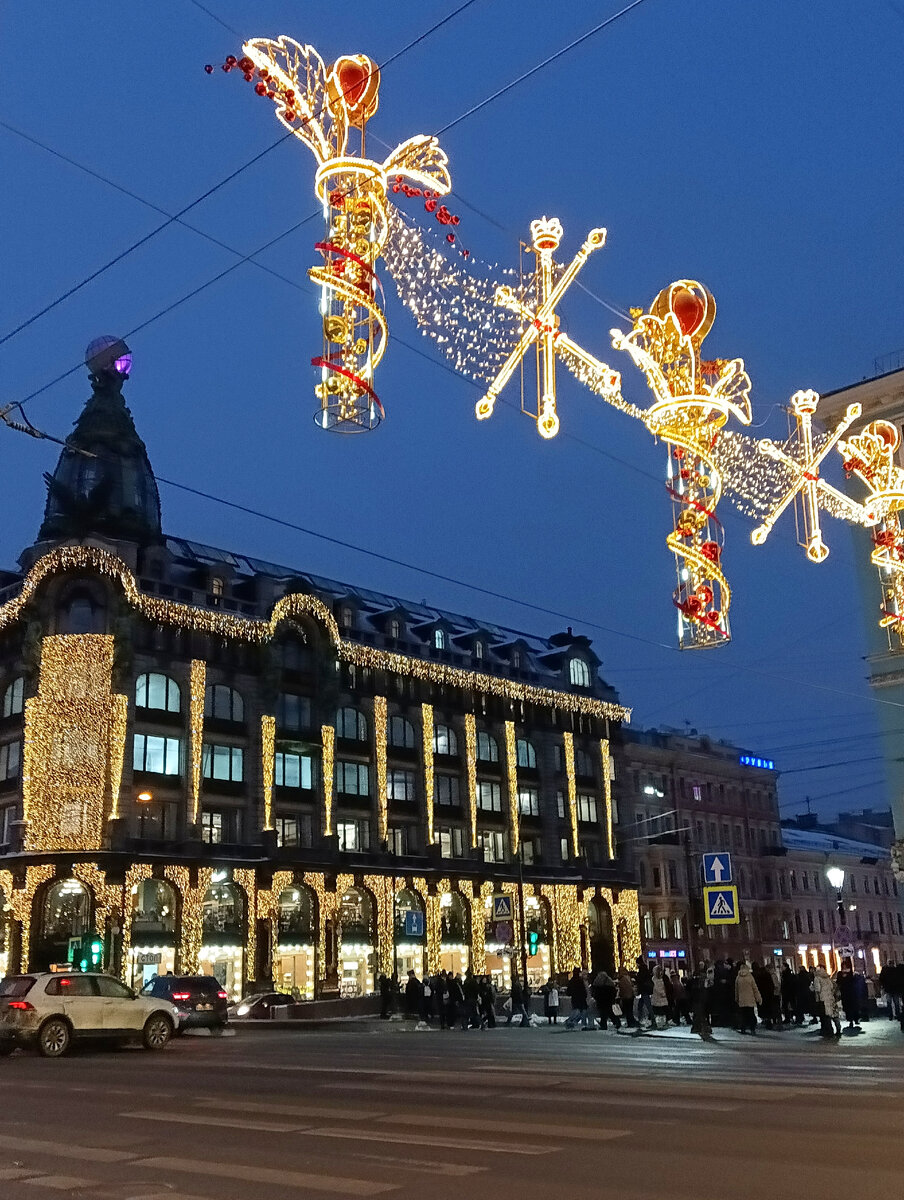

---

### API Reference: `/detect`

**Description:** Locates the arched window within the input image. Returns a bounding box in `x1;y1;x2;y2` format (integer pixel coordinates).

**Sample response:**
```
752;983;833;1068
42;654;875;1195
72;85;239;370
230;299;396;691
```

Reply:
477;731;498;763
516;738;536;769
135;673;181;713
202;882;243;939
131;879;177;937
433;724;458;756
59;589;105;634
2;678;23;718
388;716;415;749
336;706;367;741
37;879;91;969
339;606;354;630
278;636;311;672
434;629;447;651
389;618;401;639
512;649;522;670
277;885;314;940
569;658;591;687
474;640;484;660
204;684;244;723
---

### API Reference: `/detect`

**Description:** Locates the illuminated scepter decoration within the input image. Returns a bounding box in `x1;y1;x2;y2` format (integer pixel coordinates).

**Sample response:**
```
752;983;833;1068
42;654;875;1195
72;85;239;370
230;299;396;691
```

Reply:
475;217;621;439
225;37;451;431
612;282;752;648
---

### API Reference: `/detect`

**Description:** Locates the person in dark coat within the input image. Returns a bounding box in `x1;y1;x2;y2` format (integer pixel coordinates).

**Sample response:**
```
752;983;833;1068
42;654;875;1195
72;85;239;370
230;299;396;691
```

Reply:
634;957;654;1026
446;973;464;1029
462;968;481;1029
753;963;775;1029
404;969;422;1018
795;965;816;1025
780;964;796;1024
592;970;621;1031
565;967;589;1029
507;974;529;1027
479;975;496;1028
378;973;392;1019
837;962;861;1030
688;963;712;1038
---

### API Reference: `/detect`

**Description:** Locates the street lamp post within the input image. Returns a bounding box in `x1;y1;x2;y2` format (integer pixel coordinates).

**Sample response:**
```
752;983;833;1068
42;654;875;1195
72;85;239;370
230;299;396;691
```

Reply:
826;866;848;970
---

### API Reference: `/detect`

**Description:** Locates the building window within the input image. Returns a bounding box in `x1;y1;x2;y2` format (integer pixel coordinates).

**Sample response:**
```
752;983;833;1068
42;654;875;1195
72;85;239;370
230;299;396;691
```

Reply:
806;910;814;933
202;744;244;783
556;791;565;819
652;866;662;891
560;837;570;862
433;724;458;756
817;910;825;933
643;910;654;939
850;876;857;893
211;577;224;598
274;815;313;847
692;785;703;803
516;739;536;769
336;761;369;796
133;733;181;775
478;829;505;863
2;678;23;718
477;732;498;763
276;693;311;732
279;637;310;672
673;916;683;939
0;740;20;781
387;825;412;856
274;752;315;789
388;716;415;749
477;781;502;812
667;861;678;892
512;649;522;669
340;606;354;630
790;870;798;892
389;618;401;640
204;684;244;723
577;793;597;822
337;819;370;851
518;787;539;817
874;877;881;896
898;913;903;935
878;911;885;934
201;811;222;844
802;871;809;891
434;629;447;651
438;826;466;859
569;658;591;687
387;768;416;802
658;917;669;940
335;707;367;741
638;861;647;889
474;641;484;660
135;672;181;713
434;774;461;806
575;748;594;777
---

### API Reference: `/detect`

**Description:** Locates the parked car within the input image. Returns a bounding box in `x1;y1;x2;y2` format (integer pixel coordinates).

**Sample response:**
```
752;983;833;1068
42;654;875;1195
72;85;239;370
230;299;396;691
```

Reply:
140;975;229;1033
228;992;294;1019
0;972;178;1057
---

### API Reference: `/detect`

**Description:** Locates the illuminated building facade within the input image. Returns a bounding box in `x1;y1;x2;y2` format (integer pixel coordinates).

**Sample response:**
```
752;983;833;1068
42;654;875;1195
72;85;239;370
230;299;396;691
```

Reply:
0;351;639;998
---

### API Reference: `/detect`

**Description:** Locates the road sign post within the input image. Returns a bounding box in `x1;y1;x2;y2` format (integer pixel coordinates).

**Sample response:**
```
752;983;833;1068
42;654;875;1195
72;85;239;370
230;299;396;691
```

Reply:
703;885;740;925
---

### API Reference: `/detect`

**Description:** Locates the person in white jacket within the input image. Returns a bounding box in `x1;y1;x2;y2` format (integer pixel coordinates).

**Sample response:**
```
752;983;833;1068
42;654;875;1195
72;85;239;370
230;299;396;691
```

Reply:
812;966;842;1038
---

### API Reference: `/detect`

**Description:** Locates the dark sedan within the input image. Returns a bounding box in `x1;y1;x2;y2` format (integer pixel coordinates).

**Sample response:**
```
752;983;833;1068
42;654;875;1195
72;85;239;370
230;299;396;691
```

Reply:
140;975;229;1033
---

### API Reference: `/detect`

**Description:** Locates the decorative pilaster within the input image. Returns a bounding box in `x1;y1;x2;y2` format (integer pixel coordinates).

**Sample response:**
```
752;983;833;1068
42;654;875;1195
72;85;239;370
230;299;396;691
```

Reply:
108;693;128;821
600;738;614;859
464;713;478;848
374;697;388;845
562;732;579;858
261;715;275;831
188;660;206;828
176;865;211;975
234;867;257;984
321;725;335;836
505;720;520;856
421;703;435;846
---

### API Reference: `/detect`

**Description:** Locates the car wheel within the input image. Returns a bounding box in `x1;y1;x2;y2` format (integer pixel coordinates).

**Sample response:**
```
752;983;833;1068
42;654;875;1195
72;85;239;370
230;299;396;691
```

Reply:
38;1018;71;1058
142;1013;173;1051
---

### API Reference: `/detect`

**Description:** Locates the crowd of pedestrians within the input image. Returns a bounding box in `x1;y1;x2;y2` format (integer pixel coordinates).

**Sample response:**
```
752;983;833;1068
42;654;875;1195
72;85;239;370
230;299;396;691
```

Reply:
379;955;904;1040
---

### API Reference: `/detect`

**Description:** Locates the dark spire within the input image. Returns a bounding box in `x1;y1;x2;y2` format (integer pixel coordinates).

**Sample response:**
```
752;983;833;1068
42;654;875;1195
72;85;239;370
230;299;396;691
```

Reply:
38;337;162;546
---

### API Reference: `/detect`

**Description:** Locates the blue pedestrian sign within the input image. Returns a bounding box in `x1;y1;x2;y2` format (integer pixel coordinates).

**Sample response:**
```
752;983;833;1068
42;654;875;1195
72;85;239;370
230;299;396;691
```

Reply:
404;911;425;938
702;852;733;885
492;894;513;921
703;885;740;925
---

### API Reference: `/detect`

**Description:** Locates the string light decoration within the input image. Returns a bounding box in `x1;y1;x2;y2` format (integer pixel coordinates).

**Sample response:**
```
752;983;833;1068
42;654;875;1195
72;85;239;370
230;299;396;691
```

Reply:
599;738;614;860
504;720;520;856
373;696;388;845
226;36;451;431
608;886;642;970
23;634;116;852
5;865;53;973
321;724;335;836
121;863;153;980
838;421;904;646
475;218;621;439
258;869;292;988
178;866;211;975
562;732;579;859
750;390;863;561
612;282;753;648
470;881;491;973
0;546;630;722
261;714;275;831
464;713;478;847
364;872;394;976
426;887;442;975
233;866;257;978
421;703;435;847
73;862;120;939
107;693;128;822
188;660;205;828
303;871;329;985
549;884;582;972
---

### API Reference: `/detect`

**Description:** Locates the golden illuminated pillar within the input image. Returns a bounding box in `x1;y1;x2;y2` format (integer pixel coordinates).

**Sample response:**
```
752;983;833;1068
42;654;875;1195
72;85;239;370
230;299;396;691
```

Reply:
321;725;335;836
188;660;206;830
599;738;614;859
469;883;488;973
610;887;641;971
421;703;435;847
505;721;520;856
464;714;478;848
562;732;579;859
261;715;275;832
108;694;128;822
374;697;388;846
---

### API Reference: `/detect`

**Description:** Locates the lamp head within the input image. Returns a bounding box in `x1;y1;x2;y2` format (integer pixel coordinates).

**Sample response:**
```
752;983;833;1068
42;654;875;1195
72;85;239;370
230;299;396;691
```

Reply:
86;335;132;380
826;866;845;890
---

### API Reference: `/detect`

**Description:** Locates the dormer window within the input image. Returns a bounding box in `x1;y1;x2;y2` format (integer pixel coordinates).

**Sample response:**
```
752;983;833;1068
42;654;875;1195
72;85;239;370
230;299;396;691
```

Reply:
474;640;484;660
340;606;354;631
211;577;224;598
512;649;522;669
569;658;591;688
434;629;447;651
389;618;401;640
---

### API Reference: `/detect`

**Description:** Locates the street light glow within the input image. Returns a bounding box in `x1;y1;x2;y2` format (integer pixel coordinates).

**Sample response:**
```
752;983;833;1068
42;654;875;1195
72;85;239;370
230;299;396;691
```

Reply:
826;866;845;890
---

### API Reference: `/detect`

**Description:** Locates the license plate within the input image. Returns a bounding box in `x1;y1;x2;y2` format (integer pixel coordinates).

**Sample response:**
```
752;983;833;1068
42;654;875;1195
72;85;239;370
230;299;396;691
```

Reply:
197;1003;212;1010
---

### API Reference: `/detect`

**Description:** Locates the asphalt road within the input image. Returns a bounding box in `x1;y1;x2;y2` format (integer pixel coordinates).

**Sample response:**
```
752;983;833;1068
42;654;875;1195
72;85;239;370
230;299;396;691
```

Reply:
0;1018;902;1199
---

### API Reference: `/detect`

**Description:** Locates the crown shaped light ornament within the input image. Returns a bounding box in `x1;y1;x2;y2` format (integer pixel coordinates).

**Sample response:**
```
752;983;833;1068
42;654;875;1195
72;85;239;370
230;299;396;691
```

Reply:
225;36;452;432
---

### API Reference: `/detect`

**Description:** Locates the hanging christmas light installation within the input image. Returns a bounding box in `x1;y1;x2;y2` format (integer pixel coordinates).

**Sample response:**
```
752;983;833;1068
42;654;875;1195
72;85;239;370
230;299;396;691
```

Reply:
474;217;621;439
223;36;451;430
611;282;752;647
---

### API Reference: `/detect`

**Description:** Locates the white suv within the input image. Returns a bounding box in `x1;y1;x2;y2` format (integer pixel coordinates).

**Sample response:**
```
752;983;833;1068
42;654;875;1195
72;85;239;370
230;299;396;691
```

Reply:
0;972;179;1057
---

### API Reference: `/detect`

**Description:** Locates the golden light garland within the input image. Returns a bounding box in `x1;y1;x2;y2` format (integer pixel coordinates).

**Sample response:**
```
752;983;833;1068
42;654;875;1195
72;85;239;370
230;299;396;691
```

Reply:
464;713;478;848
562;732;578;859
361;872;392;975
599;737;614;860
72;862;120;941
374;696;388;845
108;693;128;822
551;884;582;972
188;660;206;828
261;714;275;832
233;866;257;981
0;546;630;720
121;863;154;980
421;703;435;847
174;865;208;975
303;871;329;985
259;869;293;989
4;865;53;973
539;884;560;974
321;724;335;836
470;881;489;973
233;35;451;431
608;886;642;970
23;635;115;852
504;720;520;856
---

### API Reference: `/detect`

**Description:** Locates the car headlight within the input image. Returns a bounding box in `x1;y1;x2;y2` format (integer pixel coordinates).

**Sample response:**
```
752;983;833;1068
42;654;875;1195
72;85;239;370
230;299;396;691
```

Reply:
236;1005;250;1016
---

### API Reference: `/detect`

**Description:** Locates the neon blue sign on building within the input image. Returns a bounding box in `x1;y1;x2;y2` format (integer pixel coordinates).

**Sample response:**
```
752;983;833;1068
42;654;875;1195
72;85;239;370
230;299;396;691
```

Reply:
739;754;774;770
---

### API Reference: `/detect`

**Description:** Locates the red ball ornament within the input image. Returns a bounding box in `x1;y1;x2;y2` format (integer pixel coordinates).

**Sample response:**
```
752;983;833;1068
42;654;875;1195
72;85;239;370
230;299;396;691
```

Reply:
244;72;253;82
446;233;455;243
671;287;706;336
204;64;214;74
238;56;253;72
225;55;237;67
254;81;267;95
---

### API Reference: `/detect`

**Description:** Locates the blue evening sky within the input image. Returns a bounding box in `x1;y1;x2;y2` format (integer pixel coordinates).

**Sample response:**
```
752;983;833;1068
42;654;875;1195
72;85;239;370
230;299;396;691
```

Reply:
2;1;902;819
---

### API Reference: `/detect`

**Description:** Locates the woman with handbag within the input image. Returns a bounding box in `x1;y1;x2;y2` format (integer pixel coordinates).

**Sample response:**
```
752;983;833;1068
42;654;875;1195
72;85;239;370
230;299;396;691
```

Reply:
592;970;621;1030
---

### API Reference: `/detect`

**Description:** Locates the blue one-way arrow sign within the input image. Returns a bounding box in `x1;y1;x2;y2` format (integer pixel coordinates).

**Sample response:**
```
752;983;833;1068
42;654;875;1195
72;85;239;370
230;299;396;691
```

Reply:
702;852;733;885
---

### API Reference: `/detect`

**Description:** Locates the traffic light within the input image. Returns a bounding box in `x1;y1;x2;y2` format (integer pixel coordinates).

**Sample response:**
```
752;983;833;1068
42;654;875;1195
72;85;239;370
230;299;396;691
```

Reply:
70;934;103;972
527;929;539;957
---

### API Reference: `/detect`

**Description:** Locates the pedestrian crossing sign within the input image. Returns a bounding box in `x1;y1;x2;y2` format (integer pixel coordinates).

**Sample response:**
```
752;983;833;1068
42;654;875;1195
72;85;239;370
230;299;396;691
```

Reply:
492;895;513;920
703;885;740;925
